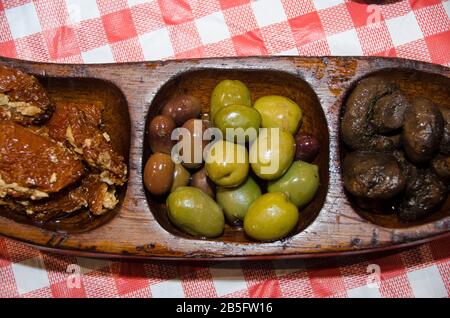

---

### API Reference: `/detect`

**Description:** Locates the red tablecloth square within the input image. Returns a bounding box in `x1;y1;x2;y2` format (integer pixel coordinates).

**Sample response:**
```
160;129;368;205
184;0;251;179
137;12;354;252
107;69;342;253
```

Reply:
232;30;267;56
318;3;355;35
113;262;150;295
223;3;259;36
97;0;129;16
34;0;69;31
51;279;87;298
159;0;195;25
44;26;80;60
111;37;145;62
380;0;413;19
409;0;443;10
0;40;16;59
372;253;406;280
415;3;450;37
281;0;316;19
219;0;251;11
425;30;450;65
289;11;326;46
74;19;109;52
356;22;394;55
175;46;205;59
249;279;282;298
169;21;203;53
379;275;414;298
309;267;346;297
131;2;165;35
298;38;331;56
346;0;385;27
180;267;217;298
102;9;138;43
395;38;432;62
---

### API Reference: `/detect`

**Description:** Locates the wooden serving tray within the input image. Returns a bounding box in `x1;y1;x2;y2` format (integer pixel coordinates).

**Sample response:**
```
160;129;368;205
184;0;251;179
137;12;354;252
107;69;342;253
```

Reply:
0;56;448;260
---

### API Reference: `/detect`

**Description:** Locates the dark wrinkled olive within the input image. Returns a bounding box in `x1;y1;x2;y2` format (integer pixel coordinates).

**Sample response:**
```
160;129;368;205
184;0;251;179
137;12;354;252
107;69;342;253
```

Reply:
403;98;444;163
148;115;176;154
353;197;397;215
294;132;320;162
399;170;447;222
343;151;406;199
371;90;410;133
190;168;216;198
180;119;209;169
438;106;450;155
432;155;450;183
162;94;202;126
393;150;420;184
342;77;406;151
144;153;175;195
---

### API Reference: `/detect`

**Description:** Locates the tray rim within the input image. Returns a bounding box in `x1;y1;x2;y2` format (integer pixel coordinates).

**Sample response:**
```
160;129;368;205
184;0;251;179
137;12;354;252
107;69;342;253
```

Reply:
8;231;448;261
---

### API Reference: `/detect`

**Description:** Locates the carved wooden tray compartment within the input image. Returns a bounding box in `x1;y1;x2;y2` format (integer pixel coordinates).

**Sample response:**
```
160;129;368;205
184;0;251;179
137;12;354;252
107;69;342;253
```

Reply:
0;56;448;260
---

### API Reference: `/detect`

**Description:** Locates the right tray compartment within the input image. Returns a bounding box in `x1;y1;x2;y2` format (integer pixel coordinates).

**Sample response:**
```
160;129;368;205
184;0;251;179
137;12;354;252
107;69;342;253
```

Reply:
339;68;450;229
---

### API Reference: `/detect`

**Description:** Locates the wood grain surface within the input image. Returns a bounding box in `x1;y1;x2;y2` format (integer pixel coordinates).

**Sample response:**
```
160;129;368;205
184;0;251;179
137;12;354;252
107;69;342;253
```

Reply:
0;56;448;260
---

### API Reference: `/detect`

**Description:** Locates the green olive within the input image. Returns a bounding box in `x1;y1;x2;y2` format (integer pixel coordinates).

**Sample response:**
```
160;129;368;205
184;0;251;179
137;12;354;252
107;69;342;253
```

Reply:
210;80;251;123
244;192;299;242
249;128;295;180
170;164;191;192
268;161;320;208
254;95;303;134
205;140;249;187
216;176;262;225
214;104;261;143
167;187;224;238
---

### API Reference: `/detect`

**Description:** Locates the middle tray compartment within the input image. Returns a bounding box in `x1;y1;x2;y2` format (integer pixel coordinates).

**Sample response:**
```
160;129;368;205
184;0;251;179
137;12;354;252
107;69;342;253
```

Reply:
143;68;330;243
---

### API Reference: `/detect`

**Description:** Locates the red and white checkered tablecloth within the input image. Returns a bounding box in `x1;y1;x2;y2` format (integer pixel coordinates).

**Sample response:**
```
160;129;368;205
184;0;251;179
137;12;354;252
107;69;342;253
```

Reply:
0;0;449;298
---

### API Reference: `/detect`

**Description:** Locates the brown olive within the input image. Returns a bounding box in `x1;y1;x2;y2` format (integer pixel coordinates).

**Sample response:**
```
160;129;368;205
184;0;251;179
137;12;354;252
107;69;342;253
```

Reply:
190;168;216;198
144;153;175;195
294;132;320;162
180;119;209;169
148;115;176;154
161;94;202;126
